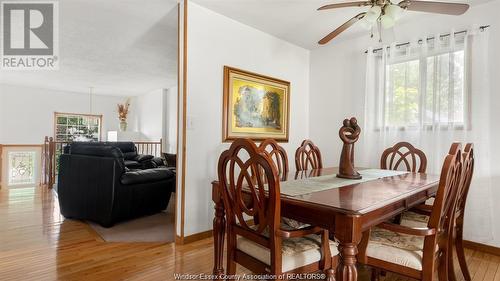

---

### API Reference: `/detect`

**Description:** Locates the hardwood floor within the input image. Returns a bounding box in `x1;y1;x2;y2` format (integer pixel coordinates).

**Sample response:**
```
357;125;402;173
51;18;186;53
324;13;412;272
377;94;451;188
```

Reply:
0;185;499;281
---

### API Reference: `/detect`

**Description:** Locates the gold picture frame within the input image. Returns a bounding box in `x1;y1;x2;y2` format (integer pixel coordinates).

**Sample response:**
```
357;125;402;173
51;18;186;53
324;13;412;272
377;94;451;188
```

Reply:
223;66;290;142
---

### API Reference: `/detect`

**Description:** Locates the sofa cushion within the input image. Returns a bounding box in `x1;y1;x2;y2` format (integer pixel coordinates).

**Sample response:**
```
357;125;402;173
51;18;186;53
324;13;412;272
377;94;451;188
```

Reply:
121;168;174;185
135;154;154;162
124;160;143;169
106;142;137;160
70;144;124;159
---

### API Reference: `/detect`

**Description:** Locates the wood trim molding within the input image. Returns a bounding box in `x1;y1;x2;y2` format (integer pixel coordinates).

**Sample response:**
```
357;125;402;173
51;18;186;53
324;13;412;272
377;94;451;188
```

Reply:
463;240;500;257
177;220;255;245
177;230;213;245
174;1;180;246
175;0;188;245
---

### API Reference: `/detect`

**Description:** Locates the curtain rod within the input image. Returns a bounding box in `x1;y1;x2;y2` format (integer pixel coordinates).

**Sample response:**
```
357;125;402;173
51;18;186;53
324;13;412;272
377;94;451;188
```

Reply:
364;25;490;54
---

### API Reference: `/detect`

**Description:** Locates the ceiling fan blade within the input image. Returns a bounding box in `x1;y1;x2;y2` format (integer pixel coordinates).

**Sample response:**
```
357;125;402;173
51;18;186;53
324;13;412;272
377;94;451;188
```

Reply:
318;1;372;10
398;0;469;15
318;13;366;45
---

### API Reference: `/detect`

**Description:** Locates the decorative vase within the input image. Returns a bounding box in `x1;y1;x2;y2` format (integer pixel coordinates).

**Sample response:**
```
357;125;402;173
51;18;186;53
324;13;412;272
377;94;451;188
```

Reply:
119;120;128;132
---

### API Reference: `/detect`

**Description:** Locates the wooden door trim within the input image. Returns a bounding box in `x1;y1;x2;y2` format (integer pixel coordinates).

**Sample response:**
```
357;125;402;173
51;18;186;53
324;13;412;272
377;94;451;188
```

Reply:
175;0;188;244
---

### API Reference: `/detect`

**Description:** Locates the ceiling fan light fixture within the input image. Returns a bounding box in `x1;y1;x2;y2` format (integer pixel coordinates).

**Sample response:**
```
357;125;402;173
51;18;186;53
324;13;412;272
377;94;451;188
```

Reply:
359;17;374;30
380;14;396;29
364;6;382;24
384;4;403;20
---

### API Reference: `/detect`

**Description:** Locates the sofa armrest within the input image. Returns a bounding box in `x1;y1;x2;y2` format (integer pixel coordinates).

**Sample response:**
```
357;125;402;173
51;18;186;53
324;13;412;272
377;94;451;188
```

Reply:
121;168;174;185
134;154;154;162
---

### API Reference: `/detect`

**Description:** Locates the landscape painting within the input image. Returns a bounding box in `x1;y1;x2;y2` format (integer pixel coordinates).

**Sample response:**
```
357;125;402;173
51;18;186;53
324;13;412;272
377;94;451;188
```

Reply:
223;66;290;142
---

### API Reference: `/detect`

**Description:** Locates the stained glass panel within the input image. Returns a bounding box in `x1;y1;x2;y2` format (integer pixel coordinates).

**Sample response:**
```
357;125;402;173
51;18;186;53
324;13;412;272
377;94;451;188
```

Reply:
8;151;36;185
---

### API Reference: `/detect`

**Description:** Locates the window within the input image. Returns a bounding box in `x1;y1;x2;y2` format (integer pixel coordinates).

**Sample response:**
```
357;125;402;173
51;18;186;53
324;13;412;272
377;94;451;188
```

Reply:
54;112;102;142
380;38;468;129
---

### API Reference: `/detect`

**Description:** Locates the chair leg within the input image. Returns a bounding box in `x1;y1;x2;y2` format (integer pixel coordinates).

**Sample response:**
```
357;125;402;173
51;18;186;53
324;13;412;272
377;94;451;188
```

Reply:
448;242;458;281
456;222;472;281
325;268;336;281
370;268;380;281
438;248;449;281
226;232;237;277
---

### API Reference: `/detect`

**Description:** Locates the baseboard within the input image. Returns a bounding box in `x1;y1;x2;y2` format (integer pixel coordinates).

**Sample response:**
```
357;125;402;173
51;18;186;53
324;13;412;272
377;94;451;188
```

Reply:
176;230;213;245
176;219;254;245
463;240;500;256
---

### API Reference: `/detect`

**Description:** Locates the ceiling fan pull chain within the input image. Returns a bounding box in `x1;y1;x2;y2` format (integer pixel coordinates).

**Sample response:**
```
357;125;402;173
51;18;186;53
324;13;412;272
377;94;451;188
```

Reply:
378;21;383;43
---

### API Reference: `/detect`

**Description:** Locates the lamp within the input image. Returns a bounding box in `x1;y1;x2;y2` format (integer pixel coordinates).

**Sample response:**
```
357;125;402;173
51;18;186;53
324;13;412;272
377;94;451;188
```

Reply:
359;6;381;30
381;14;396;29
384;4;403;20
365;6;382;24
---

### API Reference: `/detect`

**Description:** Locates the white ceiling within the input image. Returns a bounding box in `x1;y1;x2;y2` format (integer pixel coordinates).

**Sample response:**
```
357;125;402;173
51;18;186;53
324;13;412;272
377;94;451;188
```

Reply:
191;0;494;50
0;0;178;96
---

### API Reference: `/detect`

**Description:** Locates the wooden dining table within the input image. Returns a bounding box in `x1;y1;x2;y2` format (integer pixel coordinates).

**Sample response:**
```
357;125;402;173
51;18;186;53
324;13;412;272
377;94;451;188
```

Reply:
211;167;440;281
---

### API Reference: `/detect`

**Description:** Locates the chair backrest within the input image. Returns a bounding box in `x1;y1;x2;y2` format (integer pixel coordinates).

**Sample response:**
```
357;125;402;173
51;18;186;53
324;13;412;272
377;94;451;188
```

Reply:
259;139;289;180
218;138;281;248
380;142;427;173
295;139;323;171
455;143;474;216
428;143;463;234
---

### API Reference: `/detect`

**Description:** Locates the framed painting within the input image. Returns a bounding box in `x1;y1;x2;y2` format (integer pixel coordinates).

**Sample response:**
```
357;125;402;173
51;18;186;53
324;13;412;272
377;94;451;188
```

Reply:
222;66;290;142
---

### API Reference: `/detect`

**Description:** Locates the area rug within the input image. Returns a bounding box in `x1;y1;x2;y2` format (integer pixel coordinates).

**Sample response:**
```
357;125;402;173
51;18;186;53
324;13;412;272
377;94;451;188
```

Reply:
88;196;175;243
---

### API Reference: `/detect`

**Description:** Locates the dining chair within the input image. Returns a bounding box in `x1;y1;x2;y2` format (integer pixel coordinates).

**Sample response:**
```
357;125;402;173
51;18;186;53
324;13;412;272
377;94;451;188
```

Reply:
218;138;338;280
380;142;427;173
295;139;323;171
358;142;463;281
259;139;289;181
402;143;474;281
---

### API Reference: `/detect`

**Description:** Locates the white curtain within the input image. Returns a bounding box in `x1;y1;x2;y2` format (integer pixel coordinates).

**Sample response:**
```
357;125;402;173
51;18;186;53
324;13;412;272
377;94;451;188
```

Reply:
360;26;493;243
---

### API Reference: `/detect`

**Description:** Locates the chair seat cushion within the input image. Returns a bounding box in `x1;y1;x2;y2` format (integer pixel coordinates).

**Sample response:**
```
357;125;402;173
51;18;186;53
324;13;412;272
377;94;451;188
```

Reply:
400;211;429;228
282;217;310;229
367;227;425;270
237;227;338;272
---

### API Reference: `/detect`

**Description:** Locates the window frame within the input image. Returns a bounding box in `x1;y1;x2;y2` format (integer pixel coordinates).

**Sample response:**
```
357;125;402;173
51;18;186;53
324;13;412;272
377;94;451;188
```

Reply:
53;112;103;142
376;41;471;131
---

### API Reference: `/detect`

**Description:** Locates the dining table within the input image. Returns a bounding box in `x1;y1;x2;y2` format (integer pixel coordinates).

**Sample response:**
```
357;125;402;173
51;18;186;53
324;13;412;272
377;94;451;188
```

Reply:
211;167;440;281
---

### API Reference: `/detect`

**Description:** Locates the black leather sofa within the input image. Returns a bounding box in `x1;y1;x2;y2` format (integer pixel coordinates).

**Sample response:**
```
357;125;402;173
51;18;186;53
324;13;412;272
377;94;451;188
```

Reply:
58;144;175;227
67;142;160;169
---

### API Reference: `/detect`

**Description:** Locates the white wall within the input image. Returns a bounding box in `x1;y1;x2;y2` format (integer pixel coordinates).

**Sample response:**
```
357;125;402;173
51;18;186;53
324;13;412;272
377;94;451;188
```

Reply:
0;84;133;144
133;89;164;141
309;1;500;246
162;87;178;153
183;2;310;236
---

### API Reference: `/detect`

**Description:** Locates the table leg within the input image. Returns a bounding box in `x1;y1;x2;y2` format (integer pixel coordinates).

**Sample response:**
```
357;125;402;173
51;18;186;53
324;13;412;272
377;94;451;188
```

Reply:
334;214;362;281
337;242;359;281
212;183;225;278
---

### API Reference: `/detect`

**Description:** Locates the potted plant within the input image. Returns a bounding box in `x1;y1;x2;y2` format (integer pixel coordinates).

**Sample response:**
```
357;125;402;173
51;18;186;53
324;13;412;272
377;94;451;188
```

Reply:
117;99;130;131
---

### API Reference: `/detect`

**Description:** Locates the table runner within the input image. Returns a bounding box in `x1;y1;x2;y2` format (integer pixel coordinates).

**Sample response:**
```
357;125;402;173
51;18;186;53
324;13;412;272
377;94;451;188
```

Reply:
280;169;409;196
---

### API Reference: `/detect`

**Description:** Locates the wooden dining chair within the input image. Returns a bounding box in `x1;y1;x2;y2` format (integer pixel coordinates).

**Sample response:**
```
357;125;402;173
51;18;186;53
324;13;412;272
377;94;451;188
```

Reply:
258;139;308;229
358;143;463;281
259;139;289;181
402;143;474;281
380;142;427;173
295;140;323;171
218;139;338;280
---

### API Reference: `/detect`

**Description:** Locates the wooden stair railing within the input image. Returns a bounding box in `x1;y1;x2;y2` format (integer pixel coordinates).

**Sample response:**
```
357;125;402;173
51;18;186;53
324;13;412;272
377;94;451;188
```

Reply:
40;137;163;189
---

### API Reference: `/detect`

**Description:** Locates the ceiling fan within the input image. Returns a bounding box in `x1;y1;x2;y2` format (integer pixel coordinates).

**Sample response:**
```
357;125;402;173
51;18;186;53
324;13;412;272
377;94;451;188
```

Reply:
317;0;470;45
